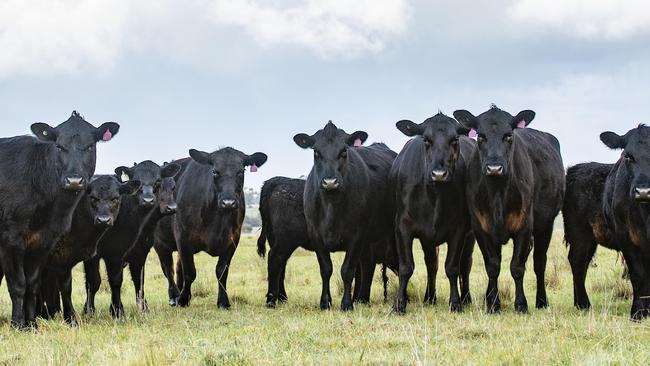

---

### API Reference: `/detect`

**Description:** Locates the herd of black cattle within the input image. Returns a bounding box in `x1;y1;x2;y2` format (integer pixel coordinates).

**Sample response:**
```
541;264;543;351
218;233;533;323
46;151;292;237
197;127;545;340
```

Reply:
0;105;648;329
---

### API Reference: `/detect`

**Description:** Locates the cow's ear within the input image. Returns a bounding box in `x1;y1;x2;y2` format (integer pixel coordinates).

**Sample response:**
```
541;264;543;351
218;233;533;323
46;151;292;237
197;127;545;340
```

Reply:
114;166;133;182
600;131;626;150
95;122;120;142
31;123;58;142
189;149;212;165
245;152;268;167
456;125;471;136
346;131;368;146
511;110;535;129
293;133;315;149
120;180;141;195
396;120;423;137
161;163;181;178
453;110;478;130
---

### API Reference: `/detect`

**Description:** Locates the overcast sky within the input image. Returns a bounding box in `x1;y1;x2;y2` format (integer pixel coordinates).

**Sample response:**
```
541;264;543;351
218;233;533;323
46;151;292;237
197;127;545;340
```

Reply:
1;0;649;189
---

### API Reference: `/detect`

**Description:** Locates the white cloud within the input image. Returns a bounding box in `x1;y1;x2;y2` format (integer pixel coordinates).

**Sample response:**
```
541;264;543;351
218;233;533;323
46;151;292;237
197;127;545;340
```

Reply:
0;0;134;77
205;0;411;58
508;0;650;39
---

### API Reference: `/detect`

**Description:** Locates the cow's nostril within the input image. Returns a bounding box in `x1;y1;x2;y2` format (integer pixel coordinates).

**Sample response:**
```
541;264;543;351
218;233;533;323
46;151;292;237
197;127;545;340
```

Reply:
486;165;504;176
64;176;85;190
221;199;236;208
634;187;650;200
431;170;448;181
95;215;112;225
321;178;340;190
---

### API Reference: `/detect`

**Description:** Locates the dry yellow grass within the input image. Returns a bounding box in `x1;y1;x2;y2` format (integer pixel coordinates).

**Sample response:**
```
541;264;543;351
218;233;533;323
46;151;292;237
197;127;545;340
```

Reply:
0;231;649;365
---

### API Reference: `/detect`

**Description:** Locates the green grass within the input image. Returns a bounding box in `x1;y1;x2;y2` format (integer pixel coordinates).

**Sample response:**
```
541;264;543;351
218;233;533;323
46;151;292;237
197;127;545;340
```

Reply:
1;231;649;365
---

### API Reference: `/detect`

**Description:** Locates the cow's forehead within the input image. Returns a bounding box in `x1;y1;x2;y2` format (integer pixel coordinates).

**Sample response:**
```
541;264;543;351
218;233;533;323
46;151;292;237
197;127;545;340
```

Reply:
132;161;161;182
212;148;247;170
422;117;457;138
89;177;120;196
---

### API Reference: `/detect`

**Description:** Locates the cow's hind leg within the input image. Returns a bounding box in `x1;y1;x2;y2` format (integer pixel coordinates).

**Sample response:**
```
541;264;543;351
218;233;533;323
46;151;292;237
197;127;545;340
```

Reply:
511;229;533;314
567;228;597;310
83;257;101;315
460;232;474;306
105;259;125;319
0;245;27;328
422;242;439;305
216;244;237;309
533;221;555;309
266;245;295;307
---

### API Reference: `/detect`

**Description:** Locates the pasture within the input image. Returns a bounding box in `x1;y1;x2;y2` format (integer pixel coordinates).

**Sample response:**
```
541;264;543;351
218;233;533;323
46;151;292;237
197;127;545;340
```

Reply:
1;231;648;365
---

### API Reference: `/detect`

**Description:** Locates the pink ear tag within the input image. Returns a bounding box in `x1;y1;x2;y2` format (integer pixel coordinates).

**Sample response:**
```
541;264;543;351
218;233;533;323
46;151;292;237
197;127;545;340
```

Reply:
517;120;526;129
353;138;362;147
468;129;478;139
250;164;258;173
102;129;113;141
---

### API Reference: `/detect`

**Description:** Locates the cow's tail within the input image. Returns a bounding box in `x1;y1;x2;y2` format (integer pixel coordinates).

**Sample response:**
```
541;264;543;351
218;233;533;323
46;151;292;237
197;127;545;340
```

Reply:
257;225;267;258
382;262;388;302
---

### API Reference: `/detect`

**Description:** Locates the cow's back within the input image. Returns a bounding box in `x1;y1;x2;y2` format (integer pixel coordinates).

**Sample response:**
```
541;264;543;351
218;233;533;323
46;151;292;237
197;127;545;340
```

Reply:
564;162;614;246
518;128;566;221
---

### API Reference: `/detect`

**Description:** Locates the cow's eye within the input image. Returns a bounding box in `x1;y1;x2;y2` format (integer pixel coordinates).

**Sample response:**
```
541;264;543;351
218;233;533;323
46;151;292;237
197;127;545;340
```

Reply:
423;139;432;147
212;170;220;177
56;144;65;152
504;134;513;143
314;150;321;159
86;145;94;151
339;149;347;159
90;197;99;204
625;152;635;163
477;135;486;143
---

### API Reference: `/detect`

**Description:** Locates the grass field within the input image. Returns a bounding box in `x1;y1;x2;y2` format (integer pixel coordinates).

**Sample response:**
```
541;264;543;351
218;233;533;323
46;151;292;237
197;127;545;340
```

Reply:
1;231;649;365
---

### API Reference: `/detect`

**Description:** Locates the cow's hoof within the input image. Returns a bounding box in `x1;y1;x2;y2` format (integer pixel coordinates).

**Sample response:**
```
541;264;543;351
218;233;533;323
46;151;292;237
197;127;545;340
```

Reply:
319;300;332;310
176;295;191;307
265;300;277;309
168;298;178;307
515;303;529;314
217;301;231;310
341;302;354;312
392;303;407;315
110;304;125;319
137;299;149;313
462;293;473;305
536;298;549;309
449;301;462;313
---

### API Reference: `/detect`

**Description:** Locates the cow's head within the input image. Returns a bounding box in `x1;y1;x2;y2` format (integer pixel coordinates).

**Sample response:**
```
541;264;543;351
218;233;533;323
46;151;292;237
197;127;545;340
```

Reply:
189;147;267;210
601;125;650;203
397;112;470;184
294;121;367;192
157;173;178;216
115;161;181;209
31;111;119;191
454;105;534;178
85;175;140;227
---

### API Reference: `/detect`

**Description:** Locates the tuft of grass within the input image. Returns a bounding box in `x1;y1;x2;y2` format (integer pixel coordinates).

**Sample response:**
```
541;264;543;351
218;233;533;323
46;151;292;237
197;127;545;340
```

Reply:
0;231;649;365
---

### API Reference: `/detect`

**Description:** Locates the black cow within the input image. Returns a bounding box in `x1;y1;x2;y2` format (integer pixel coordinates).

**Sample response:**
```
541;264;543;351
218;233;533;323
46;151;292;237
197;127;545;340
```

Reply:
0;111;119;328
83;160;180;318
38;175;140;324
155;148;267;308
599;125;650;320
563;162;614;311
123;174;179;312
257;176;396;308
390;113;476;314
293;121;397;311
454;105;565;313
